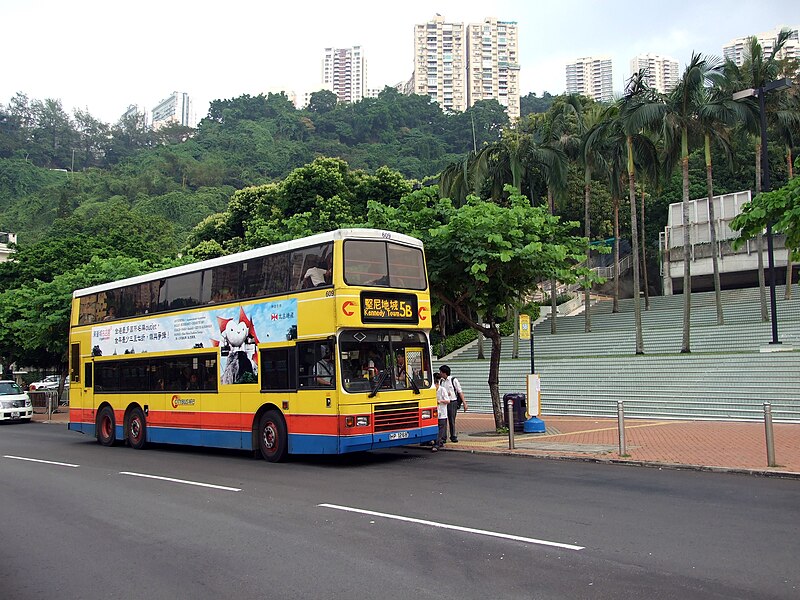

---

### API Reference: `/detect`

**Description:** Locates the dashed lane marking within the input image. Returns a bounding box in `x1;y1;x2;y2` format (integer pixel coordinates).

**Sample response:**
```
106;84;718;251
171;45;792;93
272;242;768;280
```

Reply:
4;455;79;468
120;471;241;492
319;503;584;550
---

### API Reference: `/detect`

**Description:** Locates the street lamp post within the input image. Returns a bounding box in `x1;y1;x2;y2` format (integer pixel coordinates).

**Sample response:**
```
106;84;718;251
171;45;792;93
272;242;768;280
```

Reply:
733;78;792;346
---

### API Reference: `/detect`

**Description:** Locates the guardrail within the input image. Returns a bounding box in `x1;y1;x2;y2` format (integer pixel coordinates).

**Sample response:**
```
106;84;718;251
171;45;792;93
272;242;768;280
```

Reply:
27;390;67;419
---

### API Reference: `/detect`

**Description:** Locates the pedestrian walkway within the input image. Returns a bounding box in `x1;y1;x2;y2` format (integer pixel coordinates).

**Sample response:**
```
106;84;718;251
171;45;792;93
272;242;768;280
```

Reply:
33;410;800;477
447;414;800;476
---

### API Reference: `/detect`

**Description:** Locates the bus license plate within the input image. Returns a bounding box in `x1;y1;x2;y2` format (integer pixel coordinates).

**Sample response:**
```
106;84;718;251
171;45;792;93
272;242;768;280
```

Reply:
11;411;20;419
389;431;409;440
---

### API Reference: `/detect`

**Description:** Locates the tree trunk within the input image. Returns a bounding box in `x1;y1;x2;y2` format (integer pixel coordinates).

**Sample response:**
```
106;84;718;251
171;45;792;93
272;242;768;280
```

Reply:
680;129;691;354
487;329;504;430
640;183;650;311
613;192;620;313
755;142;768;321
787;147;794;302
627;137;644;355
477;312;485;360
438;310;447;358
584;169;592;332
705;135;724;325
512;306;519;359
548;188;557;334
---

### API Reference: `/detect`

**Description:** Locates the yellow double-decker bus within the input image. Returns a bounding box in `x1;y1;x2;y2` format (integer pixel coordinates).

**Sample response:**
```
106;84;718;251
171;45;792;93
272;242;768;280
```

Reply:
67;229;438;462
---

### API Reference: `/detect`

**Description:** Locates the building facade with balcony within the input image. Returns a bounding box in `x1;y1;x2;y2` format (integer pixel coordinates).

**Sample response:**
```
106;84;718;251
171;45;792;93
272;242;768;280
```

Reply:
723;26;799;66
412;15;467;113
566;56;613;103
629;54;679;94
322;46;367;104
465;17;520;120
151;92;194;129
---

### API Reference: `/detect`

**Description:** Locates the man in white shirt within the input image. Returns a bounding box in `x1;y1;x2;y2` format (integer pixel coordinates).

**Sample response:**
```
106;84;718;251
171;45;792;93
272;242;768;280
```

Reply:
438;364;467;443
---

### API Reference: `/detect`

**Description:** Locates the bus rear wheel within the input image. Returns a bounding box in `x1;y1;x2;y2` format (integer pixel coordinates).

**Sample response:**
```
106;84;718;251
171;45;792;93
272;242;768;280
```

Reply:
126;407;147;450
258;410;287;463
97;406;116;446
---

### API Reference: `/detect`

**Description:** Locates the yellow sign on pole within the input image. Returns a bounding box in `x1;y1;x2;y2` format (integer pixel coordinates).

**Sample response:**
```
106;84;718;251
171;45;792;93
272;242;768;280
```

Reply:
519;313;531;340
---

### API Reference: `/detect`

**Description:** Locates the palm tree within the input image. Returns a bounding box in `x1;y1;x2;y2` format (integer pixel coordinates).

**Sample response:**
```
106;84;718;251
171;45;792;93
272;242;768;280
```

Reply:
580;104;608;332
662;54;716;353
694;65;749;325
724;30;794;319
438;151;479;206
617;72;663;354
772;86;800;299
529;99;581;334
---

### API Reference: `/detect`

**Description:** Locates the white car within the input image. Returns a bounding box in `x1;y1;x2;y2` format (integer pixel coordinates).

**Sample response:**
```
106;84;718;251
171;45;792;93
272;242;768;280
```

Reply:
0;380;33;422
28;375;68;391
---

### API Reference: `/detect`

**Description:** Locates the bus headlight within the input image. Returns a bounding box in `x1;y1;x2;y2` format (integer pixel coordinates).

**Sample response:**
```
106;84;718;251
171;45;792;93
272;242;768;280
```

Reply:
421;409;432;420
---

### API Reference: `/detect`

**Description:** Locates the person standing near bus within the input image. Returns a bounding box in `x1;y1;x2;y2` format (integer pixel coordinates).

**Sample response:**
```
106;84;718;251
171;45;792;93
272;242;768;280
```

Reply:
431;373;451;451
438;364;467;443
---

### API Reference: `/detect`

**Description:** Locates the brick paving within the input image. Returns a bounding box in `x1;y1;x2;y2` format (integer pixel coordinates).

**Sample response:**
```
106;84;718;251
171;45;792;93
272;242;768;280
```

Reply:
33;409;800;476
450;413;800;476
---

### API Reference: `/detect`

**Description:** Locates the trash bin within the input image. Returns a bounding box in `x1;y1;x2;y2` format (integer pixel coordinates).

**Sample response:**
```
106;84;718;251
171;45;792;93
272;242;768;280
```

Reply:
502;393;527;432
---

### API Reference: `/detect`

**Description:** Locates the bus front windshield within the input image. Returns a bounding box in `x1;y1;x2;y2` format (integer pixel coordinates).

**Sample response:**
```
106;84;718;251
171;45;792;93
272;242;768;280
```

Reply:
338;330;431;394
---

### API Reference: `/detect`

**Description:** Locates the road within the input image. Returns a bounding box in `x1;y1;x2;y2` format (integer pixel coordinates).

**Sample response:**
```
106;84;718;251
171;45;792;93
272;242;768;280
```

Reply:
1;422;798;600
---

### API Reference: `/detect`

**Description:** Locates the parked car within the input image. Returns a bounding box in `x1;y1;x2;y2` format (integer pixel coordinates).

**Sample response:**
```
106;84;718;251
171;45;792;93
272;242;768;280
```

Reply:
28;375;68;391
0;380;33;422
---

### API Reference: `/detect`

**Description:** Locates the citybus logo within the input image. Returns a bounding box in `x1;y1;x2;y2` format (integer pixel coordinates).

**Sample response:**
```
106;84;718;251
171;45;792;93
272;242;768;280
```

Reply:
171;395;196;408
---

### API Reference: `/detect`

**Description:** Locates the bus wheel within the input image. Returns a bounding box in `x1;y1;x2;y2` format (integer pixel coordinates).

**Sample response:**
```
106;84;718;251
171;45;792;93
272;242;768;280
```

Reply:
258;410;287;463
126;407;147;450
97;406;116;446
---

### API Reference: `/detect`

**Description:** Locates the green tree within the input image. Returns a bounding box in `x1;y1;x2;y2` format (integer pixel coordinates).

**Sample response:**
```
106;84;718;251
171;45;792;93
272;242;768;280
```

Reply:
663;55;715;352
0;256;164;374
724;30;794;321
368;187;592;428
731;175;800;262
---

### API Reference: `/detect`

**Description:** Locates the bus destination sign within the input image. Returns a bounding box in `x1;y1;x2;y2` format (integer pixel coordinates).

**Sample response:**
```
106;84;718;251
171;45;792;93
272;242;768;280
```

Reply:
360;292;418;324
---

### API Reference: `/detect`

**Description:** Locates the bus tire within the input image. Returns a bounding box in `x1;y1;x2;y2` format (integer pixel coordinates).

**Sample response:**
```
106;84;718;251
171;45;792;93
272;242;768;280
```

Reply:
258;410;287;463
126;406;147;450
97;406;116;446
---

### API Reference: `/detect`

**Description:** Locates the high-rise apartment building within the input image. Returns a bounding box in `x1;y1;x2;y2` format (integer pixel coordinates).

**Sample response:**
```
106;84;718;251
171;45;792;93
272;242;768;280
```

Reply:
412;15;520;119
412;15;467;113
322;46;367;104
120;104;150;128
566;56;613;103
465;17;520;120
629;54;679;93
151;92;193;128
722;25;800;66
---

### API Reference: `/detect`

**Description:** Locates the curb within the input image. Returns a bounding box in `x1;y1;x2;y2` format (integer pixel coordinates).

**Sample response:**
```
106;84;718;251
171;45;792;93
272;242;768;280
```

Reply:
436;444;800;479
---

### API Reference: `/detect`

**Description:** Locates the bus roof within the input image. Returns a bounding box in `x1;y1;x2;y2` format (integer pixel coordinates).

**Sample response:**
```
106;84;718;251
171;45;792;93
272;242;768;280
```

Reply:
73;228;424;298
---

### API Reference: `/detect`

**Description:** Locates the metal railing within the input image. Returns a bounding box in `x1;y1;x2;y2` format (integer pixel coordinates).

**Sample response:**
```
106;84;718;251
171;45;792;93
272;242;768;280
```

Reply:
27;390;65;419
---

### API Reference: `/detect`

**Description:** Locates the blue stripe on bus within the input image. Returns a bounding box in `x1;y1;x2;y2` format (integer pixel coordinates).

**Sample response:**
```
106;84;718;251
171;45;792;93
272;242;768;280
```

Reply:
68;422;440;455
147;427;246;449
290;424;439;454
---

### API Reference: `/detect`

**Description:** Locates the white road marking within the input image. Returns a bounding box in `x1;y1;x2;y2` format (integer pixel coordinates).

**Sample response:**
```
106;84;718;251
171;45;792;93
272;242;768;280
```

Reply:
120;471;241;492
319;503;584;550
4;455;79;468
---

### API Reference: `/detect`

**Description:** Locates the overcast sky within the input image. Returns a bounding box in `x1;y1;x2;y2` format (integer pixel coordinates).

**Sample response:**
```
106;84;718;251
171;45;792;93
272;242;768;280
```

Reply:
1;0;797;124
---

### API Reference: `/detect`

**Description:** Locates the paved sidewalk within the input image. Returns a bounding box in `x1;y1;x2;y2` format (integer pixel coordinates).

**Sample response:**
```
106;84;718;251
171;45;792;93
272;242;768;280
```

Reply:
33;410;800;477
448;414;800;477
